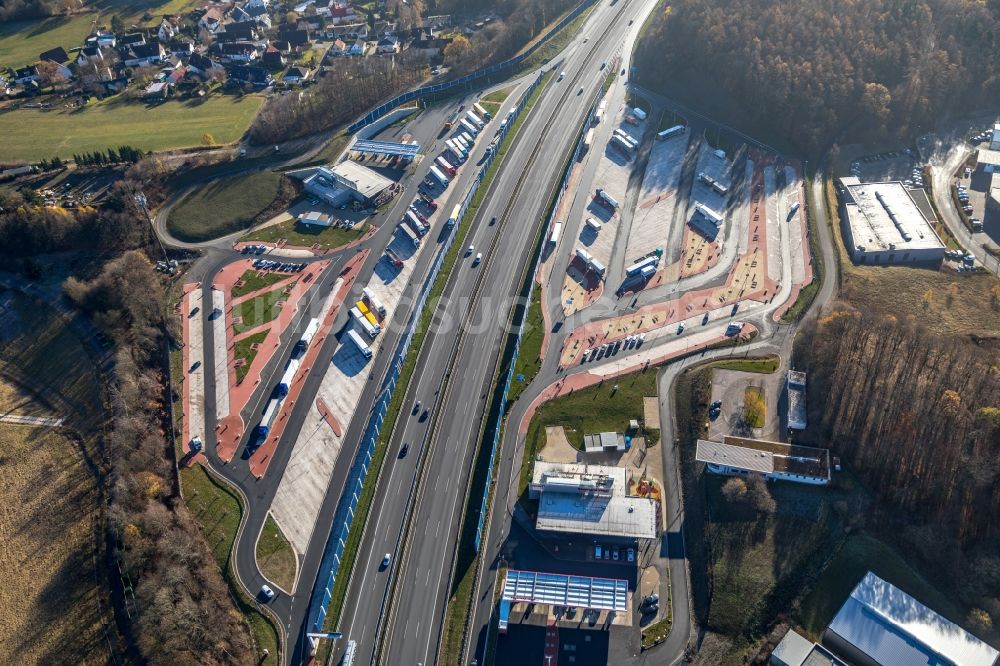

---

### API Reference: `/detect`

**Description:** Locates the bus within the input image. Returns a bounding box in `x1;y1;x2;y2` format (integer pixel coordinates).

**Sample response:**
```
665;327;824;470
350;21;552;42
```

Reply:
657;125;685;141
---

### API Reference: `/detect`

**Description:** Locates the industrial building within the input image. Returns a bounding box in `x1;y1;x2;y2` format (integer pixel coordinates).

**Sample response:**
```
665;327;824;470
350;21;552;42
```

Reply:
695;436;831;485
297;210;335;227
786;371;807;430
770;630;845;666
824;571;1000;666
991;123;1000;151
529;461;657;542
302;160;395;207
838;178;945;265
497;569;629;634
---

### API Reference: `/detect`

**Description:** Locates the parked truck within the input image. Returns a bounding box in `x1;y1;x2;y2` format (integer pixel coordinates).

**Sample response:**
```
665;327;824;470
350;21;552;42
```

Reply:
351;306;381;338
595;188;619;210
405;209;428;235
277;358;300;396
397;222;421;247
257;398;281;437
473;102;491;121
362;286;387;318
295;318;320;354
346;329;372;359
429;165;450;186
435;155;457;176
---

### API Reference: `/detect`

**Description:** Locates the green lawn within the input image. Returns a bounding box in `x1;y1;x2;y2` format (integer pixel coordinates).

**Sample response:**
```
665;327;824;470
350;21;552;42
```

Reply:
231;270;289;299
256;515;297;593
234;329;269;384
0;14;95;69
234;286;289;334
796;533;962;639
168;170;283;243
241;217;367;252
180;464;279;666
708;356;780;373
507;287;544;405
0;95;263;162
479;87;512;117
520;367;659;496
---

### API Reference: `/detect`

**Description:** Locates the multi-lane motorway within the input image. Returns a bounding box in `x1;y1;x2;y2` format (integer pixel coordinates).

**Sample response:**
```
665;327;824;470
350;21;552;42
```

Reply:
161;0;842;662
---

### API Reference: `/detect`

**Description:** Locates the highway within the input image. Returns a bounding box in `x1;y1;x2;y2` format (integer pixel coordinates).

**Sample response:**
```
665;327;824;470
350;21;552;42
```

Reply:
330;1;662;664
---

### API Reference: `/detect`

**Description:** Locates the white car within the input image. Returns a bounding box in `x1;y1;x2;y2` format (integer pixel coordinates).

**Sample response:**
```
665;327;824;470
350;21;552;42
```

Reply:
557;71;565;82
467;245;474;256
382;553;392;568
473;253;483;266
260;585;275;601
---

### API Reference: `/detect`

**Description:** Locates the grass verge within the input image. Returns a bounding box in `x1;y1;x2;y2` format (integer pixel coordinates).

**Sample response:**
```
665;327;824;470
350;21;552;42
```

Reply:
479;87;513;117
743;385;765;428
180;464;279;665
231;270;291;299
167;171;286;243
506;285;544;405
706;355;780;373
0;94;263;162
641;614;673;650
317;72;554;652
241;218;368;252
256;514;298;593
518;3;597;74
234;329;269;384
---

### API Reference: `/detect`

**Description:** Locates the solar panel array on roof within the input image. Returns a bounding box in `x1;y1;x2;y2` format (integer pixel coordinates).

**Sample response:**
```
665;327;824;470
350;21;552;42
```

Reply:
501;569;628;611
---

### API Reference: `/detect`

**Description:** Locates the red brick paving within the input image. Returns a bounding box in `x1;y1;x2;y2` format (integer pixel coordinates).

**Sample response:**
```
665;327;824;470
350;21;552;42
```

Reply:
315;398;343;437
211;259;331;463
247;250;369;478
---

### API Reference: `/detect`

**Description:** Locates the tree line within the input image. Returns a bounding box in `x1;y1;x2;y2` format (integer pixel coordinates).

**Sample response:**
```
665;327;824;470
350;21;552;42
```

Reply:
2;159;255;663
0;0;74;21
797;311;1000;631
73;145;147;167
635;0;1000;153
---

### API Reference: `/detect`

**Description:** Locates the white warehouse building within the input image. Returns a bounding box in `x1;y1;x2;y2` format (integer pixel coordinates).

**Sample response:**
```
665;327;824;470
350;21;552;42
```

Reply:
303;160;394;207
696;436;831;486
838;178;945;265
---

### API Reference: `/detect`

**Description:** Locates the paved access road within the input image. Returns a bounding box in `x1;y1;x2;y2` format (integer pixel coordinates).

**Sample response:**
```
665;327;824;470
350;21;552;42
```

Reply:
330;2;665;665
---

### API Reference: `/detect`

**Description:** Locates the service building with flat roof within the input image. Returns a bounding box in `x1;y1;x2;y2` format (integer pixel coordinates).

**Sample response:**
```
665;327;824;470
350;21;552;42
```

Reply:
303;160;394;207
787;370;807;431
530;461;657;542
696;436;831;485
838;178;945;265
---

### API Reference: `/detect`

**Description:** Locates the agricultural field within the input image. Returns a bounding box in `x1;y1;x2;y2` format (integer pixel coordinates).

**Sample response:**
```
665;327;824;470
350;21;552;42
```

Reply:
0;15;95;70
0;95;263;163
0;291;109;664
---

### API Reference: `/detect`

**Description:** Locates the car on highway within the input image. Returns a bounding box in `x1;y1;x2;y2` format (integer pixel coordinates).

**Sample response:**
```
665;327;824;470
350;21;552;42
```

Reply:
381;553;392;569
578;86;584;95
260;585;275;601
419;408;430;422
600;61;606;70
558;71;565;82
467;245;474;256
677;322;685;334
399;442;409;458
473;252;483;266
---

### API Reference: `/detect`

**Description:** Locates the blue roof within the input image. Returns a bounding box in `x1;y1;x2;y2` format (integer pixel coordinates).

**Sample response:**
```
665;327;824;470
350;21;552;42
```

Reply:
827;572;999;666
352;139;421;158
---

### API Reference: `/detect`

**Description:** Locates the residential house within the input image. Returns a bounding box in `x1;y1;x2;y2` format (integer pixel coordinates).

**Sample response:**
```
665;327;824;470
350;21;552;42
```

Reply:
329;1;355;22
261;45;285;69
228;64;272;88
77;45;107;66
273;39;292;54
348;39;366;56
230;5;252;23
119;33;147;48
375;34;399;54
283;65;310;82
13;65;40;85
143;81;171;99
124;42;166;67
244;3;272;28
219;41;260;63
38;46;70;64
329;38;348;55
245;0;269;10
199;7;225;32
95;32;117;48
158;19;176;43
278;27;310;48
165;65;187;85
173;41;195;57
186;52;223;78
218;21;259;43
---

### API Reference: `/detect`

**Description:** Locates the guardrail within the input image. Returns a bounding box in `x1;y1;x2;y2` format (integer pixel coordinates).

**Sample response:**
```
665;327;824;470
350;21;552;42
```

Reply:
307;72;545;637
346;0;595;134
472;87;599;552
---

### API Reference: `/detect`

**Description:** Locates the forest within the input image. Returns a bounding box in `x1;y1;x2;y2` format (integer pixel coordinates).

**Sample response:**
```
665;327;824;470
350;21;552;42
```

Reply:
797;311;1000;630
635;0;1000;152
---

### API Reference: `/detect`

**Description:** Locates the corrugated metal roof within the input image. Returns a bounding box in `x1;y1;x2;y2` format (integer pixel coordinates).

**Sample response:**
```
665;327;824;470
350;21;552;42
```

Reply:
827;572;1000;666
696;439;773;474
501;569;628;611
